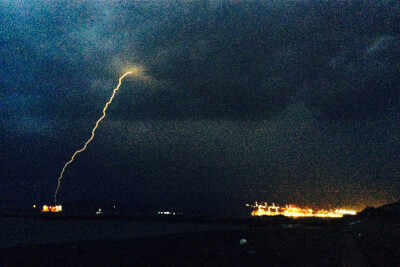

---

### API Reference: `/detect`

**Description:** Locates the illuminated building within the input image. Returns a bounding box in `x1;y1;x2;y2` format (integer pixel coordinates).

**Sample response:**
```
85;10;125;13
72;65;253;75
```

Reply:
42;205;62;212
248;202;356;218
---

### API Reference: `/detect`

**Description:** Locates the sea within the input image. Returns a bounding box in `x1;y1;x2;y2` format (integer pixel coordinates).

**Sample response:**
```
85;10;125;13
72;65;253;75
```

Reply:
0;217;238;248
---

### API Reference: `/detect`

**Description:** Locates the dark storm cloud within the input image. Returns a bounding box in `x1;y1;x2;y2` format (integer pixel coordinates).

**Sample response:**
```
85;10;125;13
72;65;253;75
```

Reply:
108;0;399;121
307;34;400;121
1;1;128;137
2;0;398;123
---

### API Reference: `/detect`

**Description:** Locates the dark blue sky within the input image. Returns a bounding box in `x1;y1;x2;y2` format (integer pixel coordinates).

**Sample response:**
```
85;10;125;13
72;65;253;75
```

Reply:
1;0;399;214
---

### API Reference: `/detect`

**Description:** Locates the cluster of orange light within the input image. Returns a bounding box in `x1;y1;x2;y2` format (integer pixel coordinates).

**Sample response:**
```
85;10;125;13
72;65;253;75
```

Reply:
42;205;62;212
249;202;356;218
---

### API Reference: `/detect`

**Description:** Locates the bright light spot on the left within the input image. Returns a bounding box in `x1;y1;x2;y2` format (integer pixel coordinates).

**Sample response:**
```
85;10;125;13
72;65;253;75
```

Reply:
42;205;62;212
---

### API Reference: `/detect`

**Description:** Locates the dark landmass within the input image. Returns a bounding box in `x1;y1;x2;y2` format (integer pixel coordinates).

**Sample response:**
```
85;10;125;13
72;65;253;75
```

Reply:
348;201;400;267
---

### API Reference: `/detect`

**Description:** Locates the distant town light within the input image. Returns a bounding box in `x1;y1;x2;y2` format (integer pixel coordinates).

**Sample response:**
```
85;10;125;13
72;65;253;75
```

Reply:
249;202;357;218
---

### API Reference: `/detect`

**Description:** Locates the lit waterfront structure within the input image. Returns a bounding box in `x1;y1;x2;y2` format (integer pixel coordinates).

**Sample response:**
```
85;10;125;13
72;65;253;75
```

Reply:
248;202;356;218
42;205;62;212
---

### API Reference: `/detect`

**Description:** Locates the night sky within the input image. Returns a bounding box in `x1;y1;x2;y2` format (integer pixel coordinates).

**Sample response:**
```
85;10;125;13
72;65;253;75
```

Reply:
1;0;399;215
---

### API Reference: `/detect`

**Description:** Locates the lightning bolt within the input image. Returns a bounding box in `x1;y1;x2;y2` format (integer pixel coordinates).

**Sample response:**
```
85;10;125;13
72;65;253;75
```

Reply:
54;71;133;204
